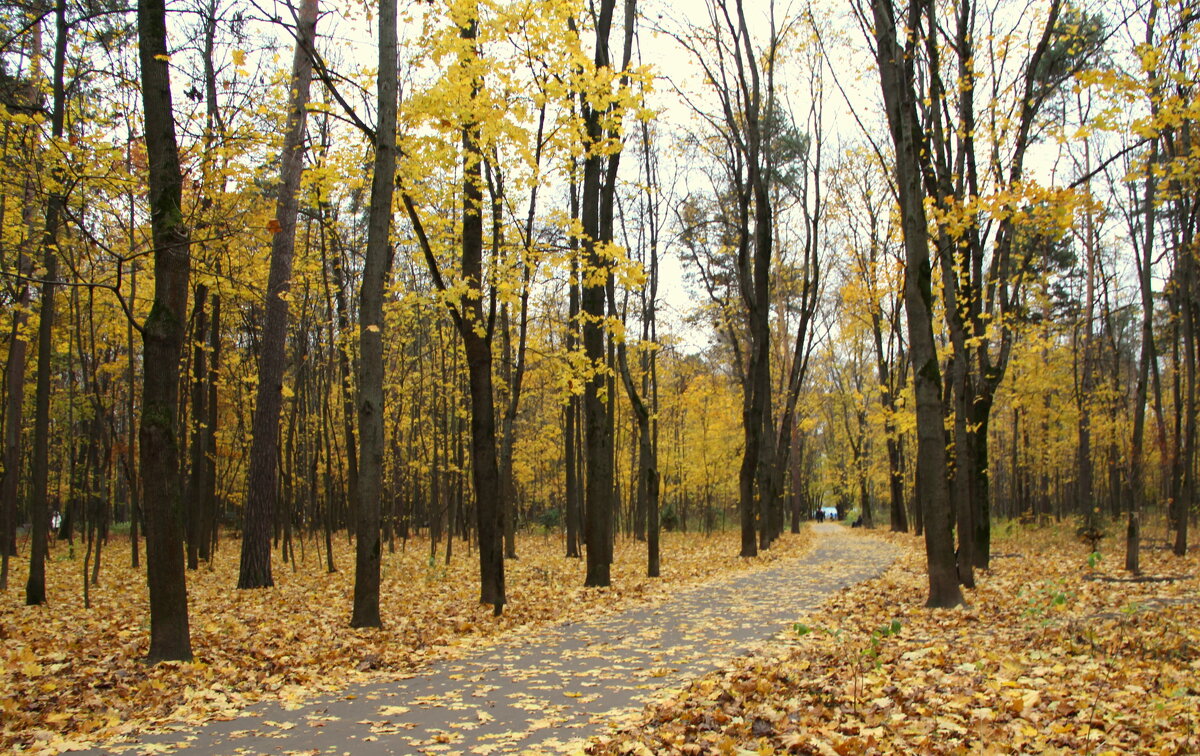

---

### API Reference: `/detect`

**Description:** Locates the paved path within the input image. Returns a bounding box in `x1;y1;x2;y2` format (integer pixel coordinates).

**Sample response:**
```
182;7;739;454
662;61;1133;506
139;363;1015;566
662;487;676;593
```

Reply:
98;525;897;755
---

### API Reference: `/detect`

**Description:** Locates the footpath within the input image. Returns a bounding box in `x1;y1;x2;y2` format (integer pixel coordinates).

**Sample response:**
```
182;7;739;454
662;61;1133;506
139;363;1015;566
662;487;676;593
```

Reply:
92;524;897;755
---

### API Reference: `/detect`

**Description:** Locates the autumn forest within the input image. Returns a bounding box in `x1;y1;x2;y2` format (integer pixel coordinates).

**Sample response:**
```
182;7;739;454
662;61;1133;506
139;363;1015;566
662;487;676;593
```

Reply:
2;0;1199;752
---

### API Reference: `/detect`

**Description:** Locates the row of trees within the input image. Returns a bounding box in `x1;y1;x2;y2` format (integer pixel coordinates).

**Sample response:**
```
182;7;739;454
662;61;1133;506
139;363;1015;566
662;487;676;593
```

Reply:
861;0;1199;604
1;0;1197;660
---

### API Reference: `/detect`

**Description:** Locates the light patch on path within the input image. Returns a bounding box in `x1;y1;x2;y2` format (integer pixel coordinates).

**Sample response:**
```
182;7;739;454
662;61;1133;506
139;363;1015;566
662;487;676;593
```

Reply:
91;525;896;755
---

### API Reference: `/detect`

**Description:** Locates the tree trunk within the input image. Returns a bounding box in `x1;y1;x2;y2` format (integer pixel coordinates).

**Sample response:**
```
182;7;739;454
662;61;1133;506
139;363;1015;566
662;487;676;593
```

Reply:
138;0;194;661
1176;251;1196;557
239;0;318;589
1127;166;1157;572
201;291;220;562
579;0;625;587
950;354;975;588
26;0;69;607
458;13;506;612
0;104;38;589
616;319;658;578
351;0;396;629
868;0;962;608
564;238;582;559
185;286;208;570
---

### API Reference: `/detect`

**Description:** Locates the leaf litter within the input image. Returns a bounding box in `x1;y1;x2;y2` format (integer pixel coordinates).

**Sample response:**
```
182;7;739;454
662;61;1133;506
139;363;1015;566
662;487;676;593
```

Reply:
1;528;813;753
588;524;1200;755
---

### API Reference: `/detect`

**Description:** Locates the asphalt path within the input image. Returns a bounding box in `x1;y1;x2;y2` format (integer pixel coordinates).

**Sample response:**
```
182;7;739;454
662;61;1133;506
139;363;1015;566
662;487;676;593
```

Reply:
92;524;897;755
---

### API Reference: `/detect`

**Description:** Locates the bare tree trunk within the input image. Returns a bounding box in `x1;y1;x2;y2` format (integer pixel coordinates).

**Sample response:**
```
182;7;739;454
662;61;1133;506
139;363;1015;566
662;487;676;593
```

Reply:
351;0;396;628
0;22;39;586
239;0;318;589
138;0;194;661
26;0;69;607
185;286;208;570
867;0;962;608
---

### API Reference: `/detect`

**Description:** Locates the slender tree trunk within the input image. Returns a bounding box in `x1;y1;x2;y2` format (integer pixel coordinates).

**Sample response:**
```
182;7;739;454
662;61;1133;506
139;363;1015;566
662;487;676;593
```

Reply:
332;246;358;531
351;0;396;628
239;0;318;589
1127;176;1157;572
1;28;42;587
869;0;962;608
138;0;194;661
1177;250;1196;557
579;0;624;587
26;0;69;607
0;143;36;588
456;14;506;611
201;291;220;562
564;184;582;559
616;320;658;577
1126;6;1164;573
185;287;208;570
950;355;975;588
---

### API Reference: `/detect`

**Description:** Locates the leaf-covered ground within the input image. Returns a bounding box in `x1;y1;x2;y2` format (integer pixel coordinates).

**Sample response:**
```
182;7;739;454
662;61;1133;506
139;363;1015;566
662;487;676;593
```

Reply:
96;523;885;756
1;528;813;753
590;523;1200;755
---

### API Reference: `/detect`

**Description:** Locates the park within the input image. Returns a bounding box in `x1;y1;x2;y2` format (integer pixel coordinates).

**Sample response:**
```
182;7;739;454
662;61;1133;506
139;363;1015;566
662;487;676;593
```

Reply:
1;0;1198;752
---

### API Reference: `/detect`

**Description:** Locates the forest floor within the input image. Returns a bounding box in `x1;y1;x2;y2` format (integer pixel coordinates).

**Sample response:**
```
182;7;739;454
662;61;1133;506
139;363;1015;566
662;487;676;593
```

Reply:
43;522;892;755
591;521;1200;755
2;524;823;753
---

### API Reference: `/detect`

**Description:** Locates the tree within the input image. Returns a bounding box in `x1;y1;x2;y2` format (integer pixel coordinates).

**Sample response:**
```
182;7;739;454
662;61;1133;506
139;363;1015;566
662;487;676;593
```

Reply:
449;8;506;612
670;0;823;556
832;149;910;532
137;0;194;661
863;0;962;608
614;113;665;577
25;0;69;608
0;12;41;593
238;0;318;590
351;0;396;629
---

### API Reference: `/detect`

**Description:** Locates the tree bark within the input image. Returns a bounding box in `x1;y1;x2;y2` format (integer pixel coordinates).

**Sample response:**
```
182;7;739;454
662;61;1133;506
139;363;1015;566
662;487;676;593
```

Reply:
239;0;318;589
26;0;69;607
458;13;506;612
868;0;962;608
0;27;39;587
138;0;194;661
351;0;396;628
